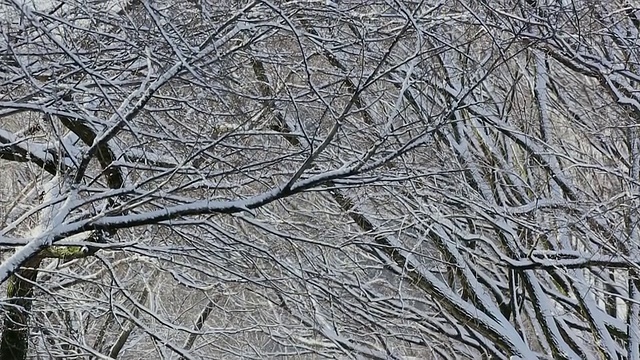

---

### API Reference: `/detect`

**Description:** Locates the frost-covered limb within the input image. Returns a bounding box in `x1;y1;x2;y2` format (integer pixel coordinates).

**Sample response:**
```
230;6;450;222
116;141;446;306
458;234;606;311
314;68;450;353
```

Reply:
0;127;71;175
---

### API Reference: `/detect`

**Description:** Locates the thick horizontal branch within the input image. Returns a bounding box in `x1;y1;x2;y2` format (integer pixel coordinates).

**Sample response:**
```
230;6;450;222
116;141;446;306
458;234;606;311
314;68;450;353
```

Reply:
0;127;69;175
505;254;639;270
0;164;365;285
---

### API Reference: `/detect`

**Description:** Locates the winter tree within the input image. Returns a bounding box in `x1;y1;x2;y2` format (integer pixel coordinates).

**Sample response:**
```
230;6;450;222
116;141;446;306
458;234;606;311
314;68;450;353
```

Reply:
1;0;639;359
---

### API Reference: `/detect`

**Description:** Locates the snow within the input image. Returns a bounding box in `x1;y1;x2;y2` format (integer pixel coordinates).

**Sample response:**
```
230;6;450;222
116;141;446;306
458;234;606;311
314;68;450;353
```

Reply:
0;128;74;168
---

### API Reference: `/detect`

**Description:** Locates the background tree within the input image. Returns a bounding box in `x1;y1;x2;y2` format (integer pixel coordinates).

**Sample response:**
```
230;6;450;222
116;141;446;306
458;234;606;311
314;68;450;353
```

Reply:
1;0;639;359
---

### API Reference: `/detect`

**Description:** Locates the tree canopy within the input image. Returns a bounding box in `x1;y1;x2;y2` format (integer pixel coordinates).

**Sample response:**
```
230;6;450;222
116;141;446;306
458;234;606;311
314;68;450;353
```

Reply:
1;0;640;359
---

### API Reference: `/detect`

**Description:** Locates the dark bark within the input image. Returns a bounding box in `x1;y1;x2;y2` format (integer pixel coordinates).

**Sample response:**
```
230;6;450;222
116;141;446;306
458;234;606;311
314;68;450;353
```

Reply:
0;257;41;360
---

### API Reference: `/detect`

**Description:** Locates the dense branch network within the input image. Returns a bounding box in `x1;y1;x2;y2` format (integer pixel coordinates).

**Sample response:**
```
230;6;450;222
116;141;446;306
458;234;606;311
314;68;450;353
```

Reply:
1;0;640;359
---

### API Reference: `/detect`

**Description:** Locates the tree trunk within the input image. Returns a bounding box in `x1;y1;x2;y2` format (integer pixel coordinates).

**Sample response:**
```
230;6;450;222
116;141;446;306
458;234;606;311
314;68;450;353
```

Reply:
0;258;42;360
